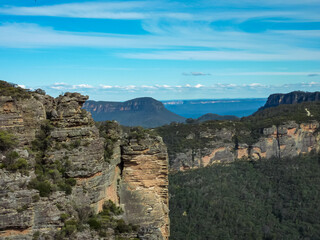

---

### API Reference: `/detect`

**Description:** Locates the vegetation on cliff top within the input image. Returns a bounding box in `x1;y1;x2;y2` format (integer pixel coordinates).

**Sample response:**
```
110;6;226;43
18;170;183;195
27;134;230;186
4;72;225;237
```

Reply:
0;80;46;99
169;152;320;240
156;101;320;156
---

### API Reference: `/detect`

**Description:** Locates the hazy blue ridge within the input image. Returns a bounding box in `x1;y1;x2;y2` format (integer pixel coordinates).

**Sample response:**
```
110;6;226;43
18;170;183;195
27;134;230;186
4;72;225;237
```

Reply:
162;98;267;118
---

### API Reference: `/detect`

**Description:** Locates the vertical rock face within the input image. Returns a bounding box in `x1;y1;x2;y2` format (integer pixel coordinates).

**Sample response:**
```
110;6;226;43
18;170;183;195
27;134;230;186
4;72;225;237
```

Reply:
0;90;170;240
0;95;47;145
120;136;169;240
259;91;320;110
247;121;319;160
169;121;320;171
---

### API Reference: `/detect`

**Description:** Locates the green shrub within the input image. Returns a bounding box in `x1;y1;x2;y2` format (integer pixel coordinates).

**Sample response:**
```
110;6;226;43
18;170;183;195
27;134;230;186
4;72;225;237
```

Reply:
34;88;46;95
31;121;53;152
66;178;76;186
32;231;41;240
60;213;69;222
29;179;52;197
64;219;78;235
115;219;132;233
88;217;102;230
17;204;29;213
102;200;123;215
58;182;72;195
70;140;81;149
6;157;29;172
5;150;19;161
0;80;32;99
0;130;16;151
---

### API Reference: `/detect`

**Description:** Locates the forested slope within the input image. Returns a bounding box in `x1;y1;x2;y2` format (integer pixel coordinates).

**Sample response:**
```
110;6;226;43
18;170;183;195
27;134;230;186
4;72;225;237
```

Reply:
169;153;320;240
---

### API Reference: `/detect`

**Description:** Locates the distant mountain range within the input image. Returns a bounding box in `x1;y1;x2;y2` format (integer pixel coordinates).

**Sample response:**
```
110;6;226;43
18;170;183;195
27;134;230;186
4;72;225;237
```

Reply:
162;98;267;118
83;91;320;128
83;97;186;128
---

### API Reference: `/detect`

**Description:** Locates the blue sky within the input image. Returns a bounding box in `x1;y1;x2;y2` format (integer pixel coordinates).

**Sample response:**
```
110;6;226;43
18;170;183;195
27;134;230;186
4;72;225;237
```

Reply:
0;0;319;101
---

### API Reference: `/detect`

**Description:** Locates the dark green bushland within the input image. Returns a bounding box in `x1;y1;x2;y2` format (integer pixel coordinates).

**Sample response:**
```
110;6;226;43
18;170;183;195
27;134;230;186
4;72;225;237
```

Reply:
169;153;320;240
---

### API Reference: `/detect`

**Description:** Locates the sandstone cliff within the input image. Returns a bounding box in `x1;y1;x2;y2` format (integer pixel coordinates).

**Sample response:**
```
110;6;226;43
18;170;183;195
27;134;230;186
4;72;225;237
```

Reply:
164;121;319;171
0;84;169;240
259;91;320;110
158;116;320;171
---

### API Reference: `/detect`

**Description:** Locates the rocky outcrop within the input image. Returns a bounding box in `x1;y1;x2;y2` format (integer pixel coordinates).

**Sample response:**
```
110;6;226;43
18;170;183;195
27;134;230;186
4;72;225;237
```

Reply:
169;121;320;171
0;95;47;146
259;91;320;110
120;136;169;240
0;90;170;239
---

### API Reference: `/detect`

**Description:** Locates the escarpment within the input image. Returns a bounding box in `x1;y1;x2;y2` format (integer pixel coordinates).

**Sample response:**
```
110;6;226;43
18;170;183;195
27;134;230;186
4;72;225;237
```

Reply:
161;121;320;171
259;91;320;110
82;98;185;128
0;84;169;239
156;103;320;171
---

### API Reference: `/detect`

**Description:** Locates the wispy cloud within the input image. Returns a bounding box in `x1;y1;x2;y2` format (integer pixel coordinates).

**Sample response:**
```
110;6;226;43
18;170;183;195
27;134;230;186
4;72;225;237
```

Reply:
0;1;193;20
47;81;320;92
1;1;319;22
120;50;320;61
38;81;320;100
4;21;317;61
308;73;319;77
0;2;150;20
0;1;319;62
51;82;93;90
183;72;211;76
220;72;320;76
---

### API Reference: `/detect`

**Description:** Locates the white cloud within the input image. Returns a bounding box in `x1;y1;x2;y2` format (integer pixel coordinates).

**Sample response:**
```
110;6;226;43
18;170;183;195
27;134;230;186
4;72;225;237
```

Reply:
100;85;113;89
247;83;266;88
46;81;320;96
51;86;65;90
141;85;157;89
194;84;204;88
73;84;93;89
53;82;68;86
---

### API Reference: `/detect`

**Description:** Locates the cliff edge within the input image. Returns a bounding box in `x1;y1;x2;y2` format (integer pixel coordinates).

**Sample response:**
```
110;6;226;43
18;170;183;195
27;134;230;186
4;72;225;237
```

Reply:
0;81;169;240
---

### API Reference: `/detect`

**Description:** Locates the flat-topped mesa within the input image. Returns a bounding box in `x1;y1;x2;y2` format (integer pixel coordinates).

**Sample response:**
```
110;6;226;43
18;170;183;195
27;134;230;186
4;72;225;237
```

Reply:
120;133;170;240
259;91;320;110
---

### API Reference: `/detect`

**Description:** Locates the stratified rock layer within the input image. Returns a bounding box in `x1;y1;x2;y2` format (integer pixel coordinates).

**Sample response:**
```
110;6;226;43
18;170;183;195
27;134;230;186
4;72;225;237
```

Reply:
120;136;169;240
259;91;320;110
170;121;320;171
0;91;170;240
